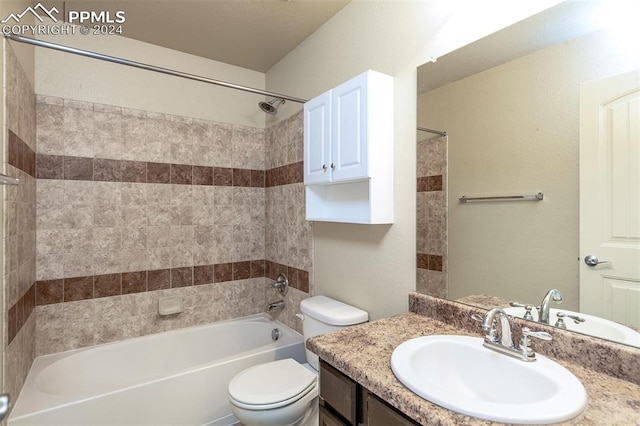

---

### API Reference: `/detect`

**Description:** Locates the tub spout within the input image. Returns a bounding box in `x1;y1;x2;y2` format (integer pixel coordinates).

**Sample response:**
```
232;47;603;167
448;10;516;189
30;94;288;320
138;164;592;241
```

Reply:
267;300;285;311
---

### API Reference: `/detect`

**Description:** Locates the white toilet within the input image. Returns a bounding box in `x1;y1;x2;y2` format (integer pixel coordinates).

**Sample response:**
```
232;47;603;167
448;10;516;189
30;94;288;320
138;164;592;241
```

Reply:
228;296;368;426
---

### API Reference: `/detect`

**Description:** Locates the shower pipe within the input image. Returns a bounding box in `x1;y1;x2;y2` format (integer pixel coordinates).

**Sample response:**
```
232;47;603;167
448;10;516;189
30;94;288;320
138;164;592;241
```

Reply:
417;126;447;137
4;33;309;104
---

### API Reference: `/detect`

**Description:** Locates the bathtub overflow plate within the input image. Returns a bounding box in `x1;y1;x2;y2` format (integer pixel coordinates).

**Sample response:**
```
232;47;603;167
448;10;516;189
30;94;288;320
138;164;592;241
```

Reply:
271;328;281;341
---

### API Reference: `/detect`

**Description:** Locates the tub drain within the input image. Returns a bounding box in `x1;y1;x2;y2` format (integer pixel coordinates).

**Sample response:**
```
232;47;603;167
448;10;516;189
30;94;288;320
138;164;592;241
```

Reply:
271;328;281;341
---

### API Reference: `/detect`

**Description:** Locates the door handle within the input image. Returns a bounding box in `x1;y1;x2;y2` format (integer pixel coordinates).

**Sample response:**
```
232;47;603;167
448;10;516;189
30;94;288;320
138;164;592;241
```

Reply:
584;255;610;267
0;393;10;421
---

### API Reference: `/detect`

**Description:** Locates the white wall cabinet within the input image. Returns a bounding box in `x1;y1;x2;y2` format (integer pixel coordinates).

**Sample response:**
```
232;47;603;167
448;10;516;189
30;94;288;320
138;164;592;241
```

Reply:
303;70;394;224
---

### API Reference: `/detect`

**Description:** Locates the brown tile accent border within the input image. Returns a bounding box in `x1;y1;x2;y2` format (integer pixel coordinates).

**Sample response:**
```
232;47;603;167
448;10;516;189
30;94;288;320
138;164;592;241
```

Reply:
417;175;443;192
147;162;170;183
94;273;122;298
8;130;36;177
36;155;301;188
123;271;147;294
8;283;36;344
266;162;303;187
36;154;64;179
213;167;233;186
34;260;311;306
417;253;443;272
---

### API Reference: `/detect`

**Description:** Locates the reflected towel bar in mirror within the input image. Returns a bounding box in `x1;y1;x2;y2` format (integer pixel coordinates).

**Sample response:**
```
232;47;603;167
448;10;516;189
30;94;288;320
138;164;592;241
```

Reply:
459;192;543;203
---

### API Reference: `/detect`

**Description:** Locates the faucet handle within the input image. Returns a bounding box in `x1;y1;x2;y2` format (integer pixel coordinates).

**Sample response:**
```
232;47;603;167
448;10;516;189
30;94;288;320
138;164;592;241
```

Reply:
470;314;495;339
470;313;484;323
522;327;552;341
519;327;552;361
272;273;289;296
510;302;537;321
554;312;568;329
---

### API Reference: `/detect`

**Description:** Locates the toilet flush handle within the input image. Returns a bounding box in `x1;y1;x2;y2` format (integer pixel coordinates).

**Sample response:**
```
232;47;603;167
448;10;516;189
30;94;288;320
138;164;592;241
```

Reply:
296;313;304;321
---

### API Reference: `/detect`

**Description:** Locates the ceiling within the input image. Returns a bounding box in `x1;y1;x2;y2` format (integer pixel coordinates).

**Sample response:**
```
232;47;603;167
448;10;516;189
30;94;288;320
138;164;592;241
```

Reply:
58;0;350;73
417;0;621;94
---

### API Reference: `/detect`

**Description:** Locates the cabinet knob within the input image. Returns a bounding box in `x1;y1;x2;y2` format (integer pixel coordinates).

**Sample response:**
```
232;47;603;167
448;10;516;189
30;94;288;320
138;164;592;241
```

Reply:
331;163;335;170
322;164;327;172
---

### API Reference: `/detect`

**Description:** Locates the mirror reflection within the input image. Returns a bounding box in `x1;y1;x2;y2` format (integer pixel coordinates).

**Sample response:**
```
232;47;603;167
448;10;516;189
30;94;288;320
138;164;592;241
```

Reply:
416;1;640;347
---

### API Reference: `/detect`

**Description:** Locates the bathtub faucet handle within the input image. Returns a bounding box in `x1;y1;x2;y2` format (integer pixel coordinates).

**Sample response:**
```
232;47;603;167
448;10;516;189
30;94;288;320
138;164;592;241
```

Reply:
272;273;289;296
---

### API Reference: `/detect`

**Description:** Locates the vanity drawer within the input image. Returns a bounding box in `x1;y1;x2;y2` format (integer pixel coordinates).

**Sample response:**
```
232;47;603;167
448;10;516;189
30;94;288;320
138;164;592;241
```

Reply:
366;391;419;426
320;361;358;425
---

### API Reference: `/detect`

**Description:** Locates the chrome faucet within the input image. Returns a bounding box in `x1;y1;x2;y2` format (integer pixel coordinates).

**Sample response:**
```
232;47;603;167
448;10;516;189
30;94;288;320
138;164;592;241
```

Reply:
474;307;552;362
539;289;563;324
267;300;285;311
482;307;514;348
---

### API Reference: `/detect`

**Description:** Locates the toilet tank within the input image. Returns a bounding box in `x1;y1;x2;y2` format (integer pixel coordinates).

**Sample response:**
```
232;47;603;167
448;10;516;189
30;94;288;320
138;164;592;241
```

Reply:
299;296;368;370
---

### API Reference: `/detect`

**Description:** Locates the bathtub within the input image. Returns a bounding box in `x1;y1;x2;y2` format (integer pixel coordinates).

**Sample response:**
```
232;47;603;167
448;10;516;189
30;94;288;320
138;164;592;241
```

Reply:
9;313;305;426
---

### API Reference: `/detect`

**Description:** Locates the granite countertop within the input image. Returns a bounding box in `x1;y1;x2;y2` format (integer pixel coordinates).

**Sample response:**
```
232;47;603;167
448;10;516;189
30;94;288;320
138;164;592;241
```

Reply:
308;312;640;425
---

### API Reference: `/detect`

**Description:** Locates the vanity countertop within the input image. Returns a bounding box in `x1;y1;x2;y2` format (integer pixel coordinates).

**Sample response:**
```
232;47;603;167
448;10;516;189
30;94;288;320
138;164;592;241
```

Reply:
307;312;640;425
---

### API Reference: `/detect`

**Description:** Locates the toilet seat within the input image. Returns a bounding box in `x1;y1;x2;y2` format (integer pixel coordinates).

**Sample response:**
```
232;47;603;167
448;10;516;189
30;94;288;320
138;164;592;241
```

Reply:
228;359;317;410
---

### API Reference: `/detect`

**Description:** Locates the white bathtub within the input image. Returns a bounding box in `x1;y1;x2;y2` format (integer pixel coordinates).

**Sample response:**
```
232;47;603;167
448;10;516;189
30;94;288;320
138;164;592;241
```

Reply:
9;313;305;426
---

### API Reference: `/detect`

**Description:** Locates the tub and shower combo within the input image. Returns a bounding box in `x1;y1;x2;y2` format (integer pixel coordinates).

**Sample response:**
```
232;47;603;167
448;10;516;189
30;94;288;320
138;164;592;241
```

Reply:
9;314;305;426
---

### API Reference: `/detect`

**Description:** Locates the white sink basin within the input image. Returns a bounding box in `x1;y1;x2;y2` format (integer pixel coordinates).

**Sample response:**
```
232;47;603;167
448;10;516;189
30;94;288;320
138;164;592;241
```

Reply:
391;335;587;424
503;307;640;347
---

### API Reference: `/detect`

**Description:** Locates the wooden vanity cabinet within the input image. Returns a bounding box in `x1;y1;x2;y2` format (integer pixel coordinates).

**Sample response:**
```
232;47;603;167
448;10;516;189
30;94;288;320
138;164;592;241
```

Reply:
319;360;419;426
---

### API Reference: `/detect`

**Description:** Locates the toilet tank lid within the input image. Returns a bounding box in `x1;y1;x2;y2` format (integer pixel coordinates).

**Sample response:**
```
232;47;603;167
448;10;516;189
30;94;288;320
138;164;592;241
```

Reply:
300;296;368;326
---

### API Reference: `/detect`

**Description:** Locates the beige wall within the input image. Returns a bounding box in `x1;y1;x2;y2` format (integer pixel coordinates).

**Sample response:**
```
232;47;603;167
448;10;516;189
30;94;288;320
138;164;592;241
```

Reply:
36;32;266;127
418;26;640;309
265;0;559;320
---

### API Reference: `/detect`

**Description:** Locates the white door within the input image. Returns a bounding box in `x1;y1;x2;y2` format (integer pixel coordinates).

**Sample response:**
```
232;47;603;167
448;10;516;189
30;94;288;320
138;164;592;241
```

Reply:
304;91;332;184
331;72;369;182
580;69;640;327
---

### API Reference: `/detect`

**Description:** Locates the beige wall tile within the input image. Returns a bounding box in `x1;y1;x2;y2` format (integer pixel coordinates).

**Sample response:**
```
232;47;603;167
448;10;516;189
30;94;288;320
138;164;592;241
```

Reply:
37;253;64;280
94;181;122;205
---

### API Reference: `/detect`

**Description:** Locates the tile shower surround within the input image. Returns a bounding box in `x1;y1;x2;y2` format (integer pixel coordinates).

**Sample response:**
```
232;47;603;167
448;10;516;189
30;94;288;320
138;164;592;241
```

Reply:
34;96;312;354
264;111;313;333
416;135;447;297
4;42;38;407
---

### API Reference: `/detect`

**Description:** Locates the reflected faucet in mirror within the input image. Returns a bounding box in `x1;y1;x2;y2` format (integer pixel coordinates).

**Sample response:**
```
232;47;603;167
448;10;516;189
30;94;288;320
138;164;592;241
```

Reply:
504;291;640;347
508;288;564;326
539;289;563;325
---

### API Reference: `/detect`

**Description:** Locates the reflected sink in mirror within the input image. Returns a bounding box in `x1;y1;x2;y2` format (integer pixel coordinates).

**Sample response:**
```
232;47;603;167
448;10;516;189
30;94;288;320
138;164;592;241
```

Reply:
391;335;587;424
504;307;640;347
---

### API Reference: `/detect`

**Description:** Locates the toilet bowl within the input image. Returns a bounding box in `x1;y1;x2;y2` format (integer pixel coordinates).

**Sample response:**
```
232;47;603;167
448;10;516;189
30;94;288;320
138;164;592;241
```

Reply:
229;359;318;426
227;296;368;426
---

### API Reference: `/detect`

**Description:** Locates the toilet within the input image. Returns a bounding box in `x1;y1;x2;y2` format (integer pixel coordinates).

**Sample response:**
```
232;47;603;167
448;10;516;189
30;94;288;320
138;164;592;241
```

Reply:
228;296;368;426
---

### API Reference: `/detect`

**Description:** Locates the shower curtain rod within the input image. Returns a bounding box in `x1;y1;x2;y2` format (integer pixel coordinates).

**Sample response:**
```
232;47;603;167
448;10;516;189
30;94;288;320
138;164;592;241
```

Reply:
417;127;447;137
4;33;309;104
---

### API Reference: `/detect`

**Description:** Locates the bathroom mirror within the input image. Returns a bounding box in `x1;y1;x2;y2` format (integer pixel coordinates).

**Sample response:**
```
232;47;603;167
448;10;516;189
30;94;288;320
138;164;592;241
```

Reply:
416;0;640;348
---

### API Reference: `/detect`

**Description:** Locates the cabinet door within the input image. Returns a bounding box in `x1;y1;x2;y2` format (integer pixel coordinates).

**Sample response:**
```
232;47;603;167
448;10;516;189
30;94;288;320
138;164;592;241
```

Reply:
304;91;332;184
319;404;350;426
366;392;418;426
320;361;357;425
331;72;369;182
